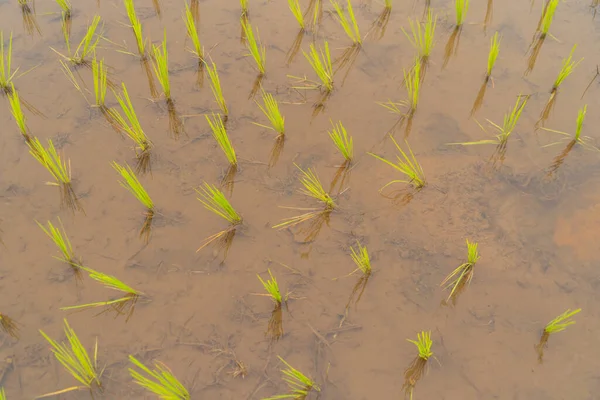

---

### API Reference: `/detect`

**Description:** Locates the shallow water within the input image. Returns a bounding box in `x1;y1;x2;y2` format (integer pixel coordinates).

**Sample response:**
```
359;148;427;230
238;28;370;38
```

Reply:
1;0;600;398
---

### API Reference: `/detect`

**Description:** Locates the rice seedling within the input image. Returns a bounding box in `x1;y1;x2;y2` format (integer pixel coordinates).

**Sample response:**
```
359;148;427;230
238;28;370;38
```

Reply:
129;356;190;399
241;18;266;75
205;61;228;117
440;239;480;305
240;0;249;17
0;386;5;400
455;0;469;26
196;182;242;254
37;218;82;278
109;83;153;173
112;161;154;243
264;356;320;399
536;308;581;362
152;31;172;101
56;0;72;37
124;0;148;59
7;84;31;142
369;135;426;192
19;0;41;36
183;1;204;86
328;120;353;163
540;0;560;37
91;56;108;110
257;269;284;340
206;112;237;167
551;44;582;93
27;138;82;212
331;0;362;46
486;32;501;80
254;90;285;137
0;313;19;339
0;32;17;94
344;241;372;309
52;15;102;66
39;319;102;394
380;58;421;119
288;0;304;30
403;331;433;399
526;0;560;73
402;10;437;64
300;41;334;93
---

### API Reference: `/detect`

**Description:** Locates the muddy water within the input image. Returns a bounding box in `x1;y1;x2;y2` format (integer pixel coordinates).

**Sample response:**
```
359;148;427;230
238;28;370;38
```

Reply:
1;0;600;398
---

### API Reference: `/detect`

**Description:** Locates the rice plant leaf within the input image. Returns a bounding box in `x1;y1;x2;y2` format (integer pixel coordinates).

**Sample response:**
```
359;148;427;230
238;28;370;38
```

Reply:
196;182;242;224
112;161;153;210
206;113;237;165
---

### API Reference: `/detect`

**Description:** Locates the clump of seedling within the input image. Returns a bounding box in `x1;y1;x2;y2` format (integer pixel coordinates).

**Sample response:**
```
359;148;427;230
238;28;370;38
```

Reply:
451;94;529;165
56;0;72;38
526;0;560;74
379;57;421;134
129;356;190;399
328;120;354;192
403;331;434;399
369;135;425;201
152;31;184;138
205;61;228;119
28;138;83;212
536;308;581;362
273;165;336;242
254;90;285;167
440;239;480;305
0;32;16;94
367;0;392;40
108;83;153;173
39;319;102;396
264;356;320;399
37;218;83;280
112;161;155;243
19;0;41;36
0;313;19;339
471;32;501;116
63;266;142;320
206;112;237;189
91;56;108;110
256;269;286;341
196;182;242;256
286;0;306;65
124;0;147;59
538;45;582;127
344;241;372;309
331;0;362;47
443;0;469;67
52;15;102;66
402;10;437;70
183;1;205;87
241;18;266;97
7;84;31;143
291;41;334;115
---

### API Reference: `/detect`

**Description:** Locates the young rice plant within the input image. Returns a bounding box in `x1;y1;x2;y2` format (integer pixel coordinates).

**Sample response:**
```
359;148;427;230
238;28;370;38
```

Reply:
0;32;17;93
7;84;31;142
263;356;320;399
206;112;237;166
536;308;581;362
152;31;172;101
403;10;437;63
129;355;190;400
183;2;204;61
328;120;353;163
53;15;102;65
91;56;108;109
241;18;266;75
551;44;582;93
455;0;469;27
369;136;426;192
254;90;285;136
37;218;82;276
205;61;228;117
540;0;560;37
403;331;433;399
196;182;242;252
288;0;305;30
440;239;480;305
302;41;334;93
330;0;362;46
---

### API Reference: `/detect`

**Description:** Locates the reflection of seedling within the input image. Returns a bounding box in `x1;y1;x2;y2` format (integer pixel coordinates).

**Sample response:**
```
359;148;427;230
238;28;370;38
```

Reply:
7;84;31;142
205;61;228;117
403;331;433;399
28;138;82;212
552;45;582;93
109;84;153;173
124;0;148;59
62;267;142;321
286;0;306;64
112;162;155;243
331;0;362;47
367;0;392;40
39;319;102;395
0;313;19;339
536;308;581;362
129;356;190;399
403;10;437;65
196;183;242;254
52;15;102;66
183;1;204;87
257;269;285;341
264;356;320;400
440;239;480;305
37;218;82;279
369;136;425;192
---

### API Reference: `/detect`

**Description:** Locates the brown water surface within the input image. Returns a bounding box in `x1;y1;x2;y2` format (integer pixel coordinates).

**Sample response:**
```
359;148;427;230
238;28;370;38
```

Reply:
1;0;600;399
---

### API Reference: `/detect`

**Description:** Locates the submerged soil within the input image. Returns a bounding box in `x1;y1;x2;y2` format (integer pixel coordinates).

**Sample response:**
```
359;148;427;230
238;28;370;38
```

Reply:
1;0;600;398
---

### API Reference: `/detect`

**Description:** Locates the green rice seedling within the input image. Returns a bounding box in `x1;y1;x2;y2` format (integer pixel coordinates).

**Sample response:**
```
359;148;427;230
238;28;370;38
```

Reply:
129;356;190;400
28;138;82;212
328;120;353;163
109;83;152;173
296;165;335;209
344;241;372;308
288;0;304;30
39;319;102;394
124;0;147;59
152;31;171;101
112;161;154;242
455;0;469;26
196;182;242;254
0;386;5;400
369;135;425;192
440;239;480;305
205;61;228;117
484;0;493;30
62;266;142;320
7;84;31;142
240;0;249;17
241;18;266;75
257;269;284;340
0;313;19;339
264;356;320;399
91;56;108;109
551;44;582;93
37;218;82;278
380;58;421;119
254;90;285;137
331;0;362;46
206;112;237;166
536;308;581;362
540;0;559;37
53;15;102;66
301;41;334;93
183;1;204;87
403;10;437;63
486;32;501;80
0;32;17;93
403;331;433;399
